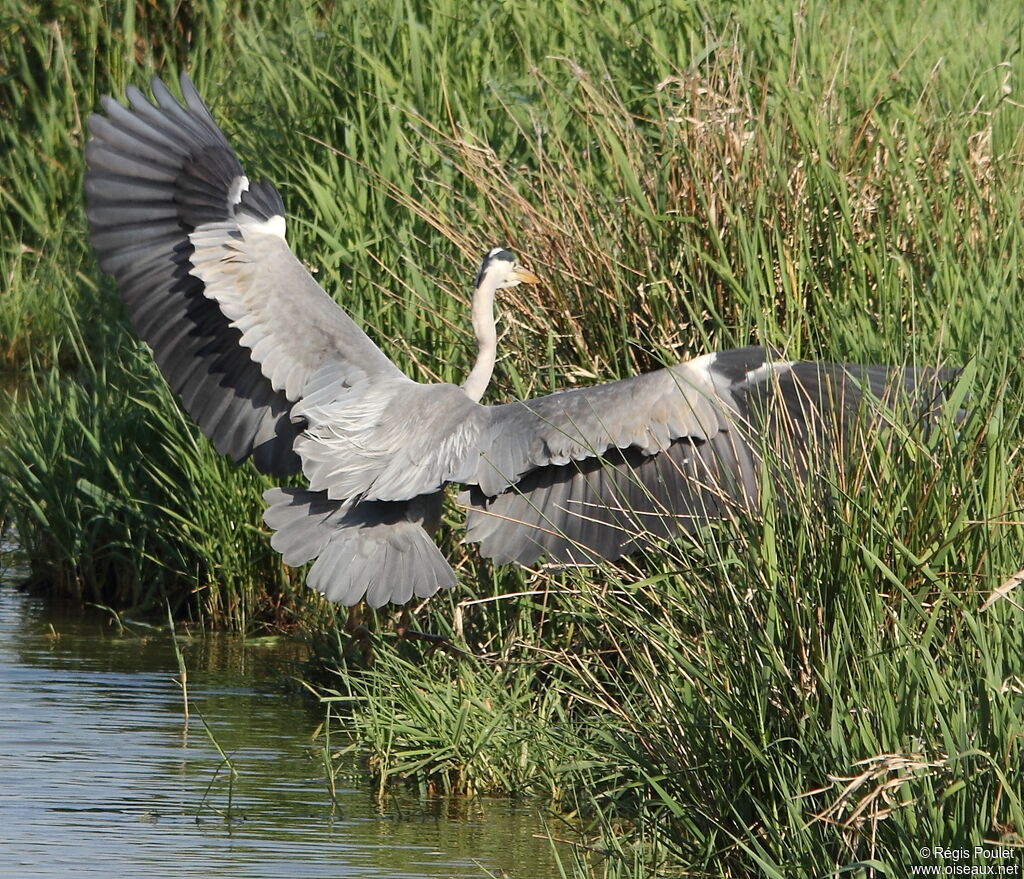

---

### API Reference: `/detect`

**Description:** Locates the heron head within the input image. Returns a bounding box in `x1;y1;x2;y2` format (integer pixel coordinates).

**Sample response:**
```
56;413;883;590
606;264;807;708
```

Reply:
474;247;539;291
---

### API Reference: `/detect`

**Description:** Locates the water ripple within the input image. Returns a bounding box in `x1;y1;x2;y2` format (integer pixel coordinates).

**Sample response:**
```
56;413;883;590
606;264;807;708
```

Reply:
0;586;555;878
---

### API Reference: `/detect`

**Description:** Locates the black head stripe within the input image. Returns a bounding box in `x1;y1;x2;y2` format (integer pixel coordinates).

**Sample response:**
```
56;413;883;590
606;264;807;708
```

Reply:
475;248;515;287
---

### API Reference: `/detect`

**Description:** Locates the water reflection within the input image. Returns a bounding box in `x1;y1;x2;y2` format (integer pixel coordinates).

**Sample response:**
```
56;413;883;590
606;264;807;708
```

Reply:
0;586;556;878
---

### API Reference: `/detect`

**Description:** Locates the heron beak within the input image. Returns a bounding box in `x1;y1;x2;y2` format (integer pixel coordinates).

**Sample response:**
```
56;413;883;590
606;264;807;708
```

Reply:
510;266;540;285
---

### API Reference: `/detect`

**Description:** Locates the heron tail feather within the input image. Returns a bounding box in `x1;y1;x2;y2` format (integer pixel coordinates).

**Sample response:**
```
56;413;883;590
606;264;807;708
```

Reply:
262;487;455;607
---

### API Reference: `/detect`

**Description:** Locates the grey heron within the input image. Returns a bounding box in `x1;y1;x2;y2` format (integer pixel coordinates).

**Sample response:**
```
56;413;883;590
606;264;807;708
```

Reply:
84;74;959;608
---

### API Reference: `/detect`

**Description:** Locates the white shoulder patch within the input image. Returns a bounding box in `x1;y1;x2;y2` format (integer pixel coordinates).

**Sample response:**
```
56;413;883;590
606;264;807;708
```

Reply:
744;361;795;385
227;175;250;210
241;214;287;239
687;352;718;375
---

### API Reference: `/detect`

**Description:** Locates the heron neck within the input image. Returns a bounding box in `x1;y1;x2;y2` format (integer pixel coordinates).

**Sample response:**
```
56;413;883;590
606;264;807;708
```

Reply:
462;279;498;403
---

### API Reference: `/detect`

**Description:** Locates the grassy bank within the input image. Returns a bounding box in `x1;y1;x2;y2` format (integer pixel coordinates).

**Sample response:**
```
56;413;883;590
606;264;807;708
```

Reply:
3;0;1024;873
321;391;1024;874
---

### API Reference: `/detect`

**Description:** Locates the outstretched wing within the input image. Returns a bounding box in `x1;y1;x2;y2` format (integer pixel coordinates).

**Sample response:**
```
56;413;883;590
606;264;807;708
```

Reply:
85;73;403;476
472;357;730;497
462;349;961;567
459;347;767;565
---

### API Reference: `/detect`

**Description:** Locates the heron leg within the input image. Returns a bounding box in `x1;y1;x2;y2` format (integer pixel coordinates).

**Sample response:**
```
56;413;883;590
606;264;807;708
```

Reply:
344;606;373;662
395;608;471;658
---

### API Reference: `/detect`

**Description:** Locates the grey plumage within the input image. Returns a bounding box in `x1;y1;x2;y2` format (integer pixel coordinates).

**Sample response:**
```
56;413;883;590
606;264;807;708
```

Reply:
85;75;961;608
263;488;452;607
85;76;300;476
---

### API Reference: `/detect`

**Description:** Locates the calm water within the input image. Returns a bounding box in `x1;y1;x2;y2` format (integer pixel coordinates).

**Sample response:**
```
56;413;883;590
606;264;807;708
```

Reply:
0;582;558;878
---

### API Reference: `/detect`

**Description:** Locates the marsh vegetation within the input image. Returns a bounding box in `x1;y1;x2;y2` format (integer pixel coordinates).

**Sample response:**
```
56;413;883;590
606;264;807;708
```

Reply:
2;0;1023;874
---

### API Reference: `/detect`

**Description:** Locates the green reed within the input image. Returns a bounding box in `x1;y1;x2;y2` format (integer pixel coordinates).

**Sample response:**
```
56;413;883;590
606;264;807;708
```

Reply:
2;0;1024;872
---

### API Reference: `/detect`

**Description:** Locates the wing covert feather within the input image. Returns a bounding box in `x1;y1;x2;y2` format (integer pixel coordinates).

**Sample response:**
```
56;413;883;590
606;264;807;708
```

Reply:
86;73;406;476
474;363;728;497
462;431;759;566
188;222;405;401
86;74;299;475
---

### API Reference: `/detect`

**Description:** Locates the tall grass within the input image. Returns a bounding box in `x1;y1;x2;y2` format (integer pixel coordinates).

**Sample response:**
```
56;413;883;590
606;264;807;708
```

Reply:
321;380;1024;874
0;315;297;624
3;0;1024;872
